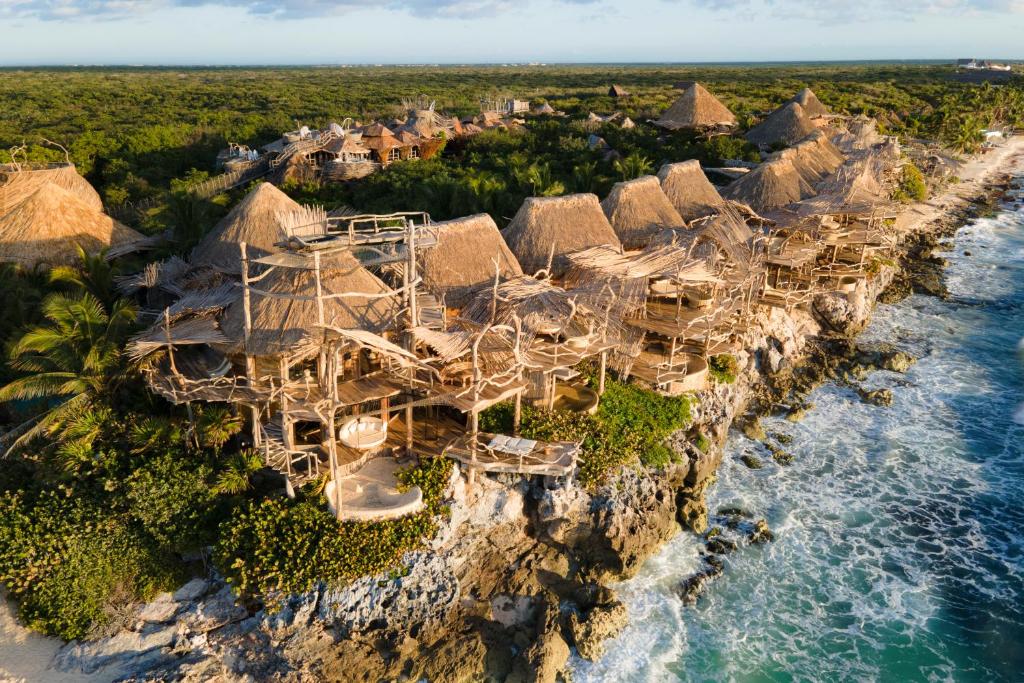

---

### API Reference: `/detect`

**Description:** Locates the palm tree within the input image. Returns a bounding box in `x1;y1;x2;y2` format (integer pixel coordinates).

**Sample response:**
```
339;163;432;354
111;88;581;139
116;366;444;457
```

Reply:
614;153;653;181
212;449;264;495
49;245;119;309
0;292;137;456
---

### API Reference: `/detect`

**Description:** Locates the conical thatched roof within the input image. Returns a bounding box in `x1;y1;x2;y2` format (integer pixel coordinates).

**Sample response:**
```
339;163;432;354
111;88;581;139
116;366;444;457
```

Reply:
191;183;301;274
790;88;829;118
420;213;523;309
220;250;398;356
535;102;555;115
657;160;727;222
601;176;685;250
0;182;142;267
767;129;845;186
721;157;816;213
502;193;621;277
746;102;817;149
654;83;737;131
609;84;630;97
0;164;103;214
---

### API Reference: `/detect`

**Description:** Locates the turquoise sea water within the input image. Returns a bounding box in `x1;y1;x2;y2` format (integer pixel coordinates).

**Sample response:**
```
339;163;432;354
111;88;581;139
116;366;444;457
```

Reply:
573;178;1024;682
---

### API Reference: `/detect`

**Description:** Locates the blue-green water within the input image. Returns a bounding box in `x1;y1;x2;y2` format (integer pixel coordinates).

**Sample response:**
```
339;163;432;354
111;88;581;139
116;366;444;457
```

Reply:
574;180;1024;682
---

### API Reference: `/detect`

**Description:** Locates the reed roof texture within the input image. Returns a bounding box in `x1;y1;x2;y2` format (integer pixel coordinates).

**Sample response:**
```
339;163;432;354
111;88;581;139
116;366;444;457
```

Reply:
789;88;829;118
657;159;727;222
721;157;816;213
0;182;143;267
420;213;524;309
0;164;103;214
654;83;737;131
191;182;301;274
601;175;685;250
502;193;621;278
766;130;845;186
220;250;398;356
746;102;817;149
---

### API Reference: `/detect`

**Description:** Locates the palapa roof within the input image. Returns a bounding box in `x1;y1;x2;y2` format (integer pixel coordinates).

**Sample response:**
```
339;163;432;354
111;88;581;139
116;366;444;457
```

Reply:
601;175;685;250
789;88;829;118
654;83;737;131
535;102;556;114
191;182;301;274
362;123;395;138
502;193;621;278
721;157;816;213
609;84;630;97
0;164;104;214
766;130;845;186
657;159;728;222
0;182;143;267
419;213;524;309
746;102;817;149
220;250;399;356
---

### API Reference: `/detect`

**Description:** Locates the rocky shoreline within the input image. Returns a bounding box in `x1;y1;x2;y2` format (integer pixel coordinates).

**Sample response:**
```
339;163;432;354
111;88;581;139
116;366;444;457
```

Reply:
25;145;1024;683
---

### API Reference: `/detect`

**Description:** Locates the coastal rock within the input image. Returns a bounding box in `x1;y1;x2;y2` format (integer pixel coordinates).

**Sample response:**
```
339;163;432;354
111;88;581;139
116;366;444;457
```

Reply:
676;562;724;605
568;599;628;661
137;593;180;624
741;418;766;441
749;519;774;544
859;388;894;407
705;536;738;554
173;578;212;602
740;454;763;469
813;292;856;334
521;599;569;683
55;624;177;675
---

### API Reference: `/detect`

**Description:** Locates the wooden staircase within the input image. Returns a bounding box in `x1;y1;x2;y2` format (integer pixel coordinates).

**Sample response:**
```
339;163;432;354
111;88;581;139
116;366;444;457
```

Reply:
261;417;322;489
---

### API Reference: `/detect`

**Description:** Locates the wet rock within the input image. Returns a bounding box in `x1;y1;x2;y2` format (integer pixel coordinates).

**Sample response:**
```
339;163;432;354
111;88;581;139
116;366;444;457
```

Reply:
716;506;751;518
677;561;724;605
748;519;775;544
740;454;763;469
704;526;722;539
521;599;569;683
766;443;794;466
859;388;894;407
568;600;628;661
785;403;811;422
705;536;738;555
769;431;793;445
741;418;766;441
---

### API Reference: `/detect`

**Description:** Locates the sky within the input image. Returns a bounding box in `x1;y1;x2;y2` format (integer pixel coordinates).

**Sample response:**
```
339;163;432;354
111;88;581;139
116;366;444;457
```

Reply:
1;0;1023;65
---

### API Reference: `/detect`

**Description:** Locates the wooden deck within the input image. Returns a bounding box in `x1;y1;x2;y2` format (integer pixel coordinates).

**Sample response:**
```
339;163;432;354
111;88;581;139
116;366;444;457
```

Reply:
444;432;580;477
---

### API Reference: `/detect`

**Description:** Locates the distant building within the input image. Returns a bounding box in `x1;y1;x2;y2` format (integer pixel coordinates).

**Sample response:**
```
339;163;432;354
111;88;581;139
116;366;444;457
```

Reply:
608;84;630;98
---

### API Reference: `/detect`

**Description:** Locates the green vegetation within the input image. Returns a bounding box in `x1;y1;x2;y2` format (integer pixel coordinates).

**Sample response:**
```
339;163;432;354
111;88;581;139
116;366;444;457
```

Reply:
708;354;740;384
893;162;929;202
480;376;692;486
214;458;452;605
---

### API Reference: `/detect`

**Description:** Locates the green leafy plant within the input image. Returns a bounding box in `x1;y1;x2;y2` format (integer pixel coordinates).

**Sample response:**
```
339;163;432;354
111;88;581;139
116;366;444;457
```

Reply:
709;354;739;384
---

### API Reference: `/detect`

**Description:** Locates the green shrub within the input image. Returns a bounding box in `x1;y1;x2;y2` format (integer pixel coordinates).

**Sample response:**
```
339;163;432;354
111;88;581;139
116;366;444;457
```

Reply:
893;162;928;202
123;453;217;552
0;490;177;640
709;354;739;384
214;458;453;605
694;432;711;453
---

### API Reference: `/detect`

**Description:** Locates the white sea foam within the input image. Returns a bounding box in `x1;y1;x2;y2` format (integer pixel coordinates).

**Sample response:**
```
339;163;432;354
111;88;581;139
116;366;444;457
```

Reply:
571;192;1024;682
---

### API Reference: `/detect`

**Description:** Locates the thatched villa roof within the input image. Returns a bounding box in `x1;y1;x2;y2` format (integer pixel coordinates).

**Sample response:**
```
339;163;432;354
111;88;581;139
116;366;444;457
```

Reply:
789;88;829;118
0;182;142;267
832;117;883;153
191;182;301;274
220;250;398;357
609;84;630;97
0;163;104;214
721;157;816;213
420;213;523;309
601;176;684;250
767;130;845;186
657;160;727;222
502;193;621;278
654;83;737;131
535;102;556;115
746;102;817;149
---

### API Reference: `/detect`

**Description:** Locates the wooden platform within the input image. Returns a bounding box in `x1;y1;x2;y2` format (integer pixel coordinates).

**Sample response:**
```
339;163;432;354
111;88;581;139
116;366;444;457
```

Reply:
444;432;580;477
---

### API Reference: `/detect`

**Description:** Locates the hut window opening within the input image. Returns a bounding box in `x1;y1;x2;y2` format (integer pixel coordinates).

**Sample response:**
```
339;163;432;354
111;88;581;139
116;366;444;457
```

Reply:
388;147;401;162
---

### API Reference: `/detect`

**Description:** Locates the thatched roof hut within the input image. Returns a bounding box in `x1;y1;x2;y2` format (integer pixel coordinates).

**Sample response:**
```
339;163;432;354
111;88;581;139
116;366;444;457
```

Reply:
220;250;398;356
789;88;829;119
420;213;524;309
721;157;816;213
609;84;631;98
191;182;301;274
0;163;103;214
767;130;845;186
746;102;817;150
601;176;685;250
535;102;556;115
502;194;621;278
654;83;737;131
657;160;727;222
0;182;142;267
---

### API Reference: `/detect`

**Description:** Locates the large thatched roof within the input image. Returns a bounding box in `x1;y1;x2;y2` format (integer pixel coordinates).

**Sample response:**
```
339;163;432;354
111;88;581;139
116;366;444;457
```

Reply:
654;83;737;131
0;182;142;267
746;102;817;149
502;193;621;278
601;175;684;250
0;164;103;214
721;157;816;213
767;130;845;186
220;250;398;356
656;160;727;222
789;88;829;118
420;213;523;309
191;182;301;275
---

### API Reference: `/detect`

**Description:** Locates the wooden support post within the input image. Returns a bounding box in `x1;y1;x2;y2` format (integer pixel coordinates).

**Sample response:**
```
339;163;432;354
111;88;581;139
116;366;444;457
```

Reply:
328;409;342;519
468;409;479;487
405;404;414;455
240;242;256;381
598;350;607;396
407;219;419;328
513;392;522;435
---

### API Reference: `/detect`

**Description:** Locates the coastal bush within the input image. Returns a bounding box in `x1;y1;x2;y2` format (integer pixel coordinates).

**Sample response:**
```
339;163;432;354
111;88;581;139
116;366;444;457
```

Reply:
0;490;178;640
214;458;453;605
709;354;740;384
894;163;928;202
